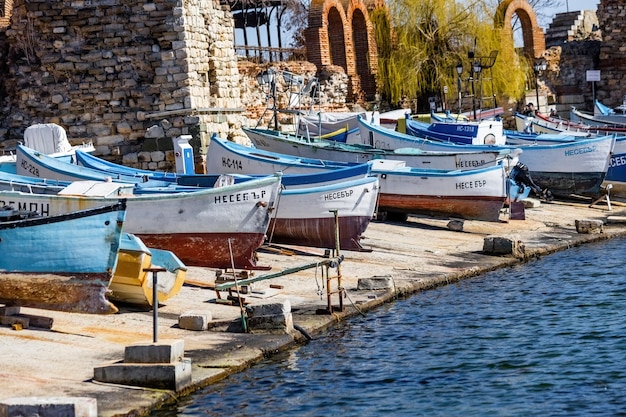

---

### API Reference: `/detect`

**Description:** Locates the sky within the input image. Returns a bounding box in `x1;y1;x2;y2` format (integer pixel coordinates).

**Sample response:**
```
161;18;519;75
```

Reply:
547;0;601;18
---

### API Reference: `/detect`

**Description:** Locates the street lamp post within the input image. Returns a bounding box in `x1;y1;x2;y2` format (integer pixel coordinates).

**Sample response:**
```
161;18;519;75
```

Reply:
533;61;547;114
473;60;483;118
456;61;463;116
256;68;278;130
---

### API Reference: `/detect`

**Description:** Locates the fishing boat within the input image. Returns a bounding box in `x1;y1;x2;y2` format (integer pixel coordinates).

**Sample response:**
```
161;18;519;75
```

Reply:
0;123;95;174
110;233;187;307
369;160;514;222
512;112;595;136
16;144;174;188
75;150;379;250
402;116;508;145
267;175;379;250
0;169;283;269
358;116;615;198
242;128;519;171
14;145;382;250
296;111;364;144
570;106;626;128
0;200;126;314
532;111;626;136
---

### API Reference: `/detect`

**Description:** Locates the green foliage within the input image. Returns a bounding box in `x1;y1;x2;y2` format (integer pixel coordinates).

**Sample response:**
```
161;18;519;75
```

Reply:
374;0;530;109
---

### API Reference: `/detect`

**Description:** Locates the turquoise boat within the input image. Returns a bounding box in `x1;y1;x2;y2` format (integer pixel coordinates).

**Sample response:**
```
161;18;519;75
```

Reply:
0;200;127;314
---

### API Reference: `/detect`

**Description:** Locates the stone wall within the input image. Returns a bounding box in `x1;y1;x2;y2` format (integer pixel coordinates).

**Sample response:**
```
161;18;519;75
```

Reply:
0;0;354;172
0;0;249;171
597;0;626;107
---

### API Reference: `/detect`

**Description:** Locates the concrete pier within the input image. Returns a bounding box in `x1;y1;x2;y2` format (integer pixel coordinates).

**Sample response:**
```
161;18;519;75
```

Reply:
1;200;625;417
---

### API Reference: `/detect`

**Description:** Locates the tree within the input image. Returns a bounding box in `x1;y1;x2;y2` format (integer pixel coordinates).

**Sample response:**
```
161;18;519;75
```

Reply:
374;0;530;111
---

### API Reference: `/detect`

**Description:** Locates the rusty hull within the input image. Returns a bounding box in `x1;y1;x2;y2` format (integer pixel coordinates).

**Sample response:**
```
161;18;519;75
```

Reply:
377;194;506;222
135;232;270;270
0;271;118;314
268;215;373;251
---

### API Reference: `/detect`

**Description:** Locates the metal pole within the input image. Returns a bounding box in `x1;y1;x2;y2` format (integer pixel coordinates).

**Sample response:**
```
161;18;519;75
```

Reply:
471;71;477;120
457;75;462;115
535;70;540;114
144;267;166;343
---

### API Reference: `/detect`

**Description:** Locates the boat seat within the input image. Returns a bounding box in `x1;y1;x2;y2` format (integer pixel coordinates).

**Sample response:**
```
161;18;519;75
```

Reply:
24;123;72;155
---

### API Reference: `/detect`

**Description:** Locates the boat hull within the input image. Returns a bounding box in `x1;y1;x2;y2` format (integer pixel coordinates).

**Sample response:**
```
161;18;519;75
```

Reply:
110;234;187;306
377;194;506;222
137;232;268;269
269;216;374;250
268;176;379;250
0;202;126;313
391;117;615;197
371;164;508;222
244;128;517;171
0;174;282;269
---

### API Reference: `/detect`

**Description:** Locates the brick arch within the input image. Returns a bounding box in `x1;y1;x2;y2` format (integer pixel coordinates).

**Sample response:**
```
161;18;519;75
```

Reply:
328;6;348;70
348;4;378;100
495;0;545;59
306;0;350;70
305;0;379;102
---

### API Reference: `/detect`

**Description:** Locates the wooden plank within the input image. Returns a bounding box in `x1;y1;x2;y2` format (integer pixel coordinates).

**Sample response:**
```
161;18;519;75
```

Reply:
0;315;29;329
17;314;53;329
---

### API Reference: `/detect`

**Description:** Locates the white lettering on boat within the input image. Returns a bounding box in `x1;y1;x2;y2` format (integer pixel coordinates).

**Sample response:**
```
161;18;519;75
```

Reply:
455;180;487;189
214;190;266;204
455;125;476;133
564;145;596;156
324;189;354;200
610;154;626;168
456;160;486;168
221;157;243;171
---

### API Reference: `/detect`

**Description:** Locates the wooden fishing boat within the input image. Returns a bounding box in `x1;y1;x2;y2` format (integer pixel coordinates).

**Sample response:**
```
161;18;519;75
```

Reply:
296;111;364;144
358;115;615;198
0;168;283;269
570;106;626;128
531;111;626;136
267;175;379;250
16;144;174;188
10;146;381;250
73;150;379;250
369;161;513;222
0;200;127;314
110;233;187;306
242;128;519;171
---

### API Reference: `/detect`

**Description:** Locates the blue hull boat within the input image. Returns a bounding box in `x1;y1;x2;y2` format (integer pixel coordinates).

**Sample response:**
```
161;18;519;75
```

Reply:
0;201;127;313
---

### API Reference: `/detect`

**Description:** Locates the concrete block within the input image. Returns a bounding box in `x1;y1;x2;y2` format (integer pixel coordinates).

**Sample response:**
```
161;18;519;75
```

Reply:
246;300;293;333
178;312;210;331
575;219;604;234
0;397;97;417
124;339;184;364
93;360;192;391
246;300;291;318
357;275;394;290
606;215;626;224
483;234;526;258
247;311;294;334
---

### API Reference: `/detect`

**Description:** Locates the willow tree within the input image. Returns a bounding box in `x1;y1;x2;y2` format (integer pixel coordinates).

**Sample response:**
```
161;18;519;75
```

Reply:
373;0;529;111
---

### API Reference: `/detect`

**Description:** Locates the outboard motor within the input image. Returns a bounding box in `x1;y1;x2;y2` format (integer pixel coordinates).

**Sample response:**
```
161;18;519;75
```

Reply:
510;163;553;201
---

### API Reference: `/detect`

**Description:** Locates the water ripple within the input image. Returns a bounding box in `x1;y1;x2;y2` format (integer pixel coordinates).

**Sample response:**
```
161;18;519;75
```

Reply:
152;238;626;417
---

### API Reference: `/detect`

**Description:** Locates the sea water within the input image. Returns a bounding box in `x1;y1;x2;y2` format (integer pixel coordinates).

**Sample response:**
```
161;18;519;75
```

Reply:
151;237;626;417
